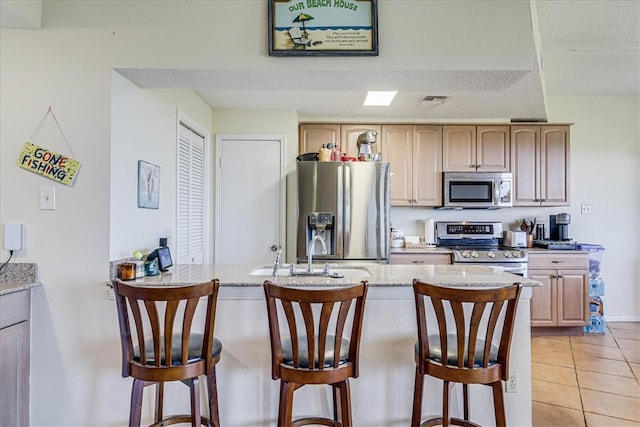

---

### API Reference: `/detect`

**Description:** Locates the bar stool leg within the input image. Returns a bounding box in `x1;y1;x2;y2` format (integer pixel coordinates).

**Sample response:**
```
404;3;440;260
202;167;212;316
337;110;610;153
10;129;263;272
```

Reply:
491;381;507;427
442;380;450;427
207;369;220;427
411;368;424;427
332;384;340;422
130;379;145;427
155;382;164;423
338;380;352;427
278;381;295;427
189;377;201;426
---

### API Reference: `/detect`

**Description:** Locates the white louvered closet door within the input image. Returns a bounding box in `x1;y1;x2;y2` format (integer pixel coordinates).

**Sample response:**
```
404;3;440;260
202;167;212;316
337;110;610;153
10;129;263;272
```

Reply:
177;123;206;264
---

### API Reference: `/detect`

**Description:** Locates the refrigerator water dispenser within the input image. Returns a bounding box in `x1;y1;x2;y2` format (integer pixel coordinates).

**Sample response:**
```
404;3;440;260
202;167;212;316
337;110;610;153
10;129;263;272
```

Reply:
307;212;334;255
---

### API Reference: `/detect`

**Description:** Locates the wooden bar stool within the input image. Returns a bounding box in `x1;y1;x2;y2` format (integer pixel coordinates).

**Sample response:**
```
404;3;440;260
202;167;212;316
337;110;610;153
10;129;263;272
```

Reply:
112;279;222;427
263;280;368;427
411;280;522;427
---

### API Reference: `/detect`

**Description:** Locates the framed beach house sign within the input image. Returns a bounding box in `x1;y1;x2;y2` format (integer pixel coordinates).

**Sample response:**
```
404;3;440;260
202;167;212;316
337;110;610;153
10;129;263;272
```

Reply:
268;0;378;56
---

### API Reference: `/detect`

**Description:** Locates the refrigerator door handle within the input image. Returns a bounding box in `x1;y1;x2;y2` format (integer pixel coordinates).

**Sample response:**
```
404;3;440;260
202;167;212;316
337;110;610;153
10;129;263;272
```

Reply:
342;163;350;254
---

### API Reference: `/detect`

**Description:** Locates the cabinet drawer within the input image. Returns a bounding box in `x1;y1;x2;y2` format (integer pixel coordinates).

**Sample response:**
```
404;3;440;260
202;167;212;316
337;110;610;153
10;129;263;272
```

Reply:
528;253;588;270
0;290;30;329
390;253;451;265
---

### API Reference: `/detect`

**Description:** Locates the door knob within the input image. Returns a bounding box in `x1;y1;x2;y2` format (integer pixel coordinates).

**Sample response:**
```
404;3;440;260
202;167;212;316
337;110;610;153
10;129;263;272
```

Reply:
270;245;279;252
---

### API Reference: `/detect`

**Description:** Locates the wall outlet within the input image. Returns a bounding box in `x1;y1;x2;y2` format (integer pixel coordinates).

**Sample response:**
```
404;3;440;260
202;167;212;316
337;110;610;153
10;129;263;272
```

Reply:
581;204;592;214
506;371;519;393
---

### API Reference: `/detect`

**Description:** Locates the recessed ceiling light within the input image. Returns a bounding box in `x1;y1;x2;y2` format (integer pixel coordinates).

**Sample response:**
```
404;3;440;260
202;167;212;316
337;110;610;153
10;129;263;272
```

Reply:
364;91;397;106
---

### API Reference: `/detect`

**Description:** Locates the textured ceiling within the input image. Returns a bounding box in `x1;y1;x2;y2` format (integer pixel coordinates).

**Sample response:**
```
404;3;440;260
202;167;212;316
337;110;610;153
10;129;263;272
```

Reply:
535;0;640;97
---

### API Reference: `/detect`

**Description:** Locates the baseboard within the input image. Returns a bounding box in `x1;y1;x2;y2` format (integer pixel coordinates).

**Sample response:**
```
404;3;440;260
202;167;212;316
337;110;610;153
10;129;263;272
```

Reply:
605;316;640;322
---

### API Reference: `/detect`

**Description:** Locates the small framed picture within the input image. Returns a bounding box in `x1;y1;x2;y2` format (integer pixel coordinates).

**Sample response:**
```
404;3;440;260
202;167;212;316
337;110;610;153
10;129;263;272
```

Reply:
137;160;160;209
268;0;379;56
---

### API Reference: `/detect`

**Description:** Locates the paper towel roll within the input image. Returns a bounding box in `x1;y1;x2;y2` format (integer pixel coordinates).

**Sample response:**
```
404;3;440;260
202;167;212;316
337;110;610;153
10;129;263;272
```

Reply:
423;218;436;246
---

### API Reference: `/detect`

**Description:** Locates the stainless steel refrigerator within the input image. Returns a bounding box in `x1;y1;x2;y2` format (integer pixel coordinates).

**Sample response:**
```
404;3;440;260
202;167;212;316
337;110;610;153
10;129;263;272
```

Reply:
296;161;390;262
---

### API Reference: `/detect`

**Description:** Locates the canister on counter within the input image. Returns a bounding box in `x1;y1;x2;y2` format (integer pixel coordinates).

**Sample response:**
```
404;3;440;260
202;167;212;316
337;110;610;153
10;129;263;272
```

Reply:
390;228;405;248
118;262;137;280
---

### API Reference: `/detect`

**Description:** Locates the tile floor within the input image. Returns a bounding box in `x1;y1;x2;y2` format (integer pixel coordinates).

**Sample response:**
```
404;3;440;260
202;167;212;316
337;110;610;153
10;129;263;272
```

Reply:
532;322;640;426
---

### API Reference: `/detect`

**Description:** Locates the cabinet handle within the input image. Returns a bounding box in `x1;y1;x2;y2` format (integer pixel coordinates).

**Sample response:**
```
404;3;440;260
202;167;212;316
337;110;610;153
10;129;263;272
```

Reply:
551;260;563;263
557;275;563;279
412;260;425;264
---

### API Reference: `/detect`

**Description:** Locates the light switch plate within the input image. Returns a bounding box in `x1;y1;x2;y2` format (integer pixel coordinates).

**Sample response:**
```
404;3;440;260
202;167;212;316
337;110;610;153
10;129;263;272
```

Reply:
40;186;56;210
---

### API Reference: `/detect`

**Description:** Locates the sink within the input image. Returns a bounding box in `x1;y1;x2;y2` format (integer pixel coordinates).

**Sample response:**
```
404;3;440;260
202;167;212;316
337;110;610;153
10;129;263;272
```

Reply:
249;265;371;278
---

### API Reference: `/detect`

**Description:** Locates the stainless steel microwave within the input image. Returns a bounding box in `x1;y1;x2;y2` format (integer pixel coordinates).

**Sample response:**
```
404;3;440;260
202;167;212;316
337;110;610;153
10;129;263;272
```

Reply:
443;172;513;209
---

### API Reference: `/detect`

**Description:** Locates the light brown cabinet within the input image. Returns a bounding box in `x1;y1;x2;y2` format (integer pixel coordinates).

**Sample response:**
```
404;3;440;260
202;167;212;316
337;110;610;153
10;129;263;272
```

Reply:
528;252;588;328
511;125;570;206
0;290;30;427
390;252;451;265
299;123;340;154
442;125;510;172
300;122;571;209
341;124;381;159
298;124;381;159
382;125;442;206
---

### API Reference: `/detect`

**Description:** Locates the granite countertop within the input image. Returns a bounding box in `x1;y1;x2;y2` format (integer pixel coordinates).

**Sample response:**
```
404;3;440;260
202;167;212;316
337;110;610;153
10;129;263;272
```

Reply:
0;263;40;296
115;263;541;288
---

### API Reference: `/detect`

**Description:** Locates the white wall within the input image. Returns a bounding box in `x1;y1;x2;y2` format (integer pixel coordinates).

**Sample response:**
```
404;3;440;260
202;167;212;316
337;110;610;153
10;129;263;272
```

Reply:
110;71;213;260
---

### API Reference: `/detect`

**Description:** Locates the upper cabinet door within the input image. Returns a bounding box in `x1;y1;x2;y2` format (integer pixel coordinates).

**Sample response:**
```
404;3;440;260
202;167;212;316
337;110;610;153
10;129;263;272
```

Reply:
442;125;476;172
299;124;340;154
413;125;442;206
511;125;570;206
381;125;412;206
341;124;382;159
541;126;570;206
476;125;510;171
511;126;540;206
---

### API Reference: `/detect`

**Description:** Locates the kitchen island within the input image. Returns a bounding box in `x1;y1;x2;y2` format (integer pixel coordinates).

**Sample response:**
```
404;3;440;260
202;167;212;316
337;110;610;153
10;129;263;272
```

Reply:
115;263;538;427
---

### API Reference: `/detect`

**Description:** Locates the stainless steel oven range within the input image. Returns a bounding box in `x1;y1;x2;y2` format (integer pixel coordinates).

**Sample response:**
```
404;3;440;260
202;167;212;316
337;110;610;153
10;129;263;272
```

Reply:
436;221;528;277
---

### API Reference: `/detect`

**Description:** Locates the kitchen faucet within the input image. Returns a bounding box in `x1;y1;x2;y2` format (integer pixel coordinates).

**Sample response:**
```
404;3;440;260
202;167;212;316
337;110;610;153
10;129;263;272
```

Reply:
272;247;283;277
307;234;327;273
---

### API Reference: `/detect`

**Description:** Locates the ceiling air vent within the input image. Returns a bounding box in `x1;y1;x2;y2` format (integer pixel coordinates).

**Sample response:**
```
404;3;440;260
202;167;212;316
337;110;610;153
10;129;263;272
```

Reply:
422;95;448;104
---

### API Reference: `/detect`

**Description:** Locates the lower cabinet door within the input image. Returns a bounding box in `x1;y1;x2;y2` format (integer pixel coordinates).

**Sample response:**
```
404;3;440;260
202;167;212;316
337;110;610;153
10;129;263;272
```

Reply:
557;270;589;326
529;271;556;326
0;320;30;427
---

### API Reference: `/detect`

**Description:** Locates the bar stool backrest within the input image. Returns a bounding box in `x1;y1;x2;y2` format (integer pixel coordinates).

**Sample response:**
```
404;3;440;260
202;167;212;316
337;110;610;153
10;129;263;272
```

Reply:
413;280;522;381
264;281;368;381
113;280;220;381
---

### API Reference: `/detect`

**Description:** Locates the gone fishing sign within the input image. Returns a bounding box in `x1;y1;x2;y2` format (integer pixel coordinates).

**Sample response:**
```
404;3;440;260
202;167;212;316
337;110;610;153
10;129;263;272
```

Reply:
18;142;81;186
17;107;81;186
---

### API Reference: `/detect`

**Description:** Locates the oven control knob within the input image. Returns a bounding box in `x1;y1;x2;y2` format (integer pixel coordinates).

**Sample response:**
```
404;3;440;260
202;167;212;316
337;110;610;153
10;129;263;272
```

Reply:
470;251;479;258
487;251;496;258
503;252;512;258
461;250;471;258
512;251;523;258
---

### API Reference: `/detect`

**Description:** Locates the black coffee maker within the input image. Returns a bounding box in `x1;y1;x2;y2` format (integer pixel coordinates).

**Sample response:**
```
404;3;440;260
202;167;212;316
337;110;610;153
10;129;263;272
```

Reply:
549;213;571;241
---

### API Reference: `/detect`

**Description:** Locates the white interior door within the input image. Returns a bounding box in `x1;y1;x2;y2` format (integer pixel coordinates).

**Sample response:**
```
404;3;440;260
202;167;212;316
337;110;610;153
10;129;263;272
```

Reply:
214;135;285;265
